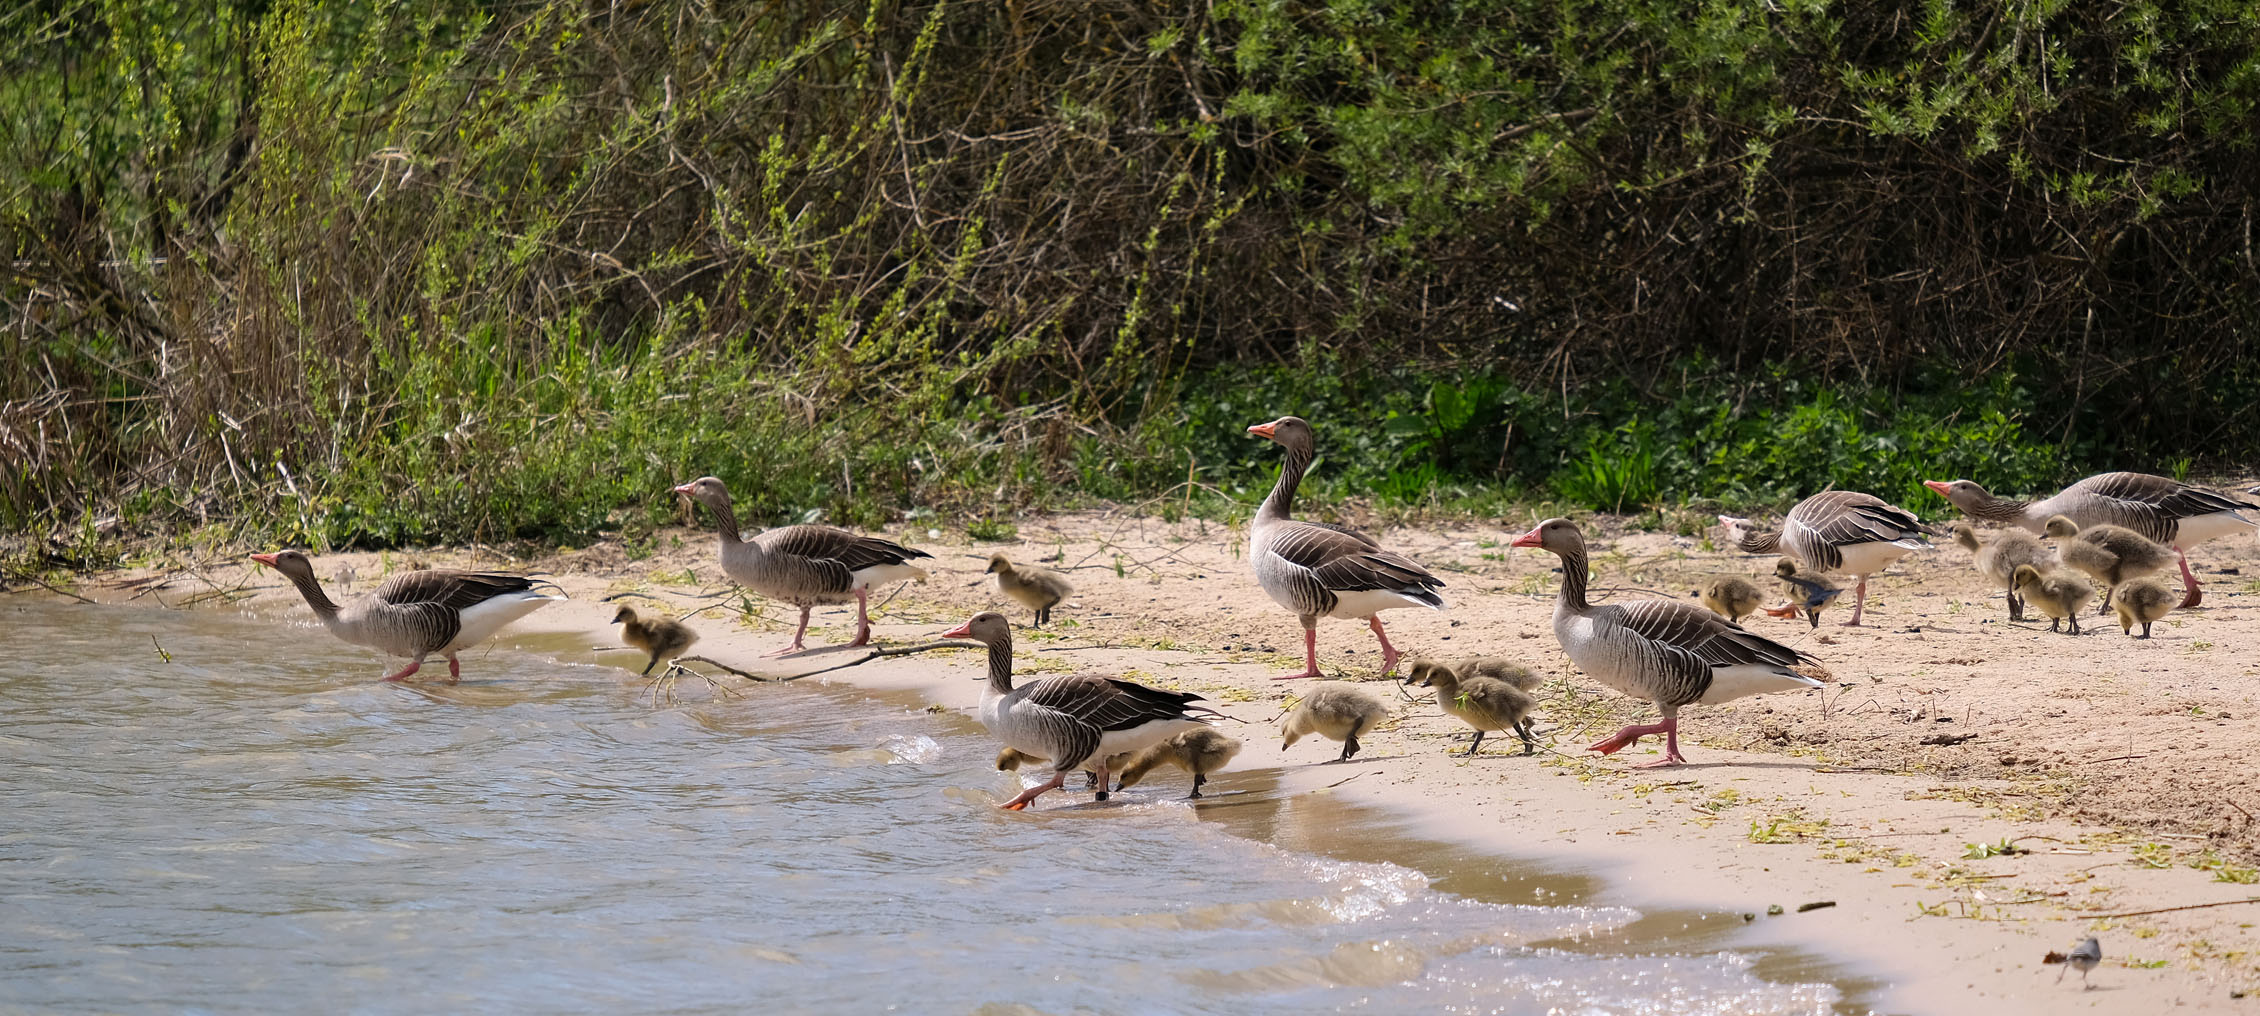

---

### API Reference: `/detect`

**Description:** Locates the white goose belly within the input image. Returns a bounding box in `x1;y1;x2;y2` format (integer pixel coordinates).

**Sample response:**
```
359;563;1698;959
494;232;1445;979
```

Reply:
439;592;560;654
1323;588;1438;620
1832;539;1920;576
2176;510;2256;547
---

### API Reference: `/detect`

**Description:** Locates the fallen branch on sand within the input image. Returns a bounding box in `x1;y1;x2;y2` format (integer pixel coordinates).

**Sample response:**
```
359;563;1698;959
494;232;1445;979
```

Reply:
2090;897;2260;920
775;640;978;681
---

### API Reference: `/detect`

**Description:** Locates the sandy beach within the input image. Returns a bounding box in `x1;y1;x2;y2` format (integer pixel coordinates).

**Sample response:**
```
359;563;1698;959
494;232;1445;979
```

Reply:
72;501;2260;1013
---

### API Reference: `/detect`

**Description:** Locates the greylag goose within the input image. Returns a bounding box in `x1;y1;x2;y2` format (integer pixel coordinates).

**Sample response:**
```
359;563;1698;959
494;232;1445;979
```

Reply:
1950;522;2050;621
1403;657;1540;756
251;550;561;682
2041;514;2175;613
1514;519;1824;767
672;476;932;655
1279;682;1392;762
995;746;1123;789
610;605;699;675
2010;564;2094;635
1245;416;1445;678
1762;558;1843;628
987;554;1073;627
1113;729;1244;798
1718;491;1929;627
1699;576;1763;623
1925;473;2257;608
2111;578;2176;639
944;611;1216;810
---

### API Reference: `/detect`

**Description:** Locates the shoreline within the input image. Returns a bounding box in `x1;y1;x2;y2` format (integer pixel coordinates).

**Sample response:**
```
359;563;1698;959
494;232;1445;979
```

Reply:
49;505;2260;1013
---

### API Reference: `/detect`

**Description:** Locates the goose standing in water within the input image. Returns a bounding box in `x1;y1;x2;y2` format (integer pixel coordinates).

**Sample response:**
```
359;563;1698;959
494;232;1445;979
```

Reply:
1719;491;1929;627
1245;416;1445;678
673;476;932;655
1515;519;1824;767
1926;473;2258;607
1113;729;1244;798
945;612;1216;810
251;550;562;683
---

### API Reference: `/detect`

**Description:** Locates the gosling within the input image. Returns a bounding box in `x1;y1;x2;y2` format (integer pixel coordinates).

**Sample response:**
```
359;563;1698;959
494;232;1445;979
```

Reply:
996;746;1123;789
987;554;1074;627
2043;514;2174;613
1951;521;2050;621
1404;657;1540;756
1762;558;1844;629
2111;578;2176;639
1700;576;1764;624
2011;564;2095;635
1113;729;1244;798
611;605;699;675
1279;683;1392;762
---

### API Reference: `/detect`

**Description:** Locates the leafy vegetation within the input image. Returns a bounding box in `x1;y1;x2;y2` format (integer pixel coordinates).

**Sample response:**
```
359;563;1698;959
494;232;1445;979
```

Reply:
5;0;2258;558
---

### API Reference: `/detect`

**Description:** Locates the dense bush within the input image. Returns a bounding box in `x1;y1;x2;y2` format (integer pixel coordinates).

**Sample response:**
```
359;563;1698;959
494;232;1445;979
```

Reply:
4;0;2255;552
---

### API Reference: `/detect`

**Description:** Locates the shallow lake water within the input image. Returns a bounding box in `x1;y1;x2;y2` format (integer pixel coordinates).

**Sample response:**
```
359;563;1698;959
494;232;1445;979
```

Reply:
0;601;1875;1013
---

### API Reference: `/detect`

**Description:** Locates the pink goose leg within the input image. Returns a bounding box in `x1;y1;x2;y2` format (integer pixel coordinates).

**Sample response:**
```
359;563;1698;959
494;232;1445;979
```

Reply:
381;659;424;682
766;606;814;657
1838;576;1870;627
1368;616;1403;676
847;587;874;647
2174;546;2203;609
446;656;461;684
1590;716;1688;767
1274;628;1323;680
999;770;1067;811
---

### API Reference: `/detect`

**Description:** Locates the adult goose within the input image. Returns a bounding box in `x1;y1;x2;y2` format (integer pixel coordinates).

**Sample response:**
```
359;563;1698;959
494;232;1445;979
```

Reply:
1246;416;1445;678
1925;473;2258;607
251;550;561;683
944;612;1217;810
1514;519;1824;768
1718;491;1929;627
673;476;932;655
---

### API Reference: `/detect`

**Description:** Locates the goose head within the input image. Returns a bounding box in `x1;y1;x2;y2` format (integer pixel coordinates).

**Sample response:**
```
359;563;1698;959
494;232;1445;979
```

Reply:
985;554;1014;575
1774;557;1800;579
2043;514;2081;538
941;611;1011;645
671;476;733;512
610;605;640;625
1949;522;1980;552
1245;415;1316;455
1403;658;1448;688
1715;514;1756;542
1923;479;1991;511
249;549;318;582
1509;517;1583;556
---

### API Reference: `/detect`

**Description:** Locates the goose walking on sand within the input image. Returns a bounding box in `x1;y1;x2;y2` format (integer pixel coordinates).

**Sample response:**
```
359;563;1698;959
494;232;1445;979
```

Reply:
1246;416;1445;678
2042;514;2175;613
251;550;562;683
2011;565;2094;635
2111;579;2177;639
1762;558;1844;629
1699;576;1763;624
1719;491;1929;627
1926;473;2258;608
987;554;1073;627
945;612;1217;810
1950;522;2051;621
1515;519;1824;768
673;476;932;655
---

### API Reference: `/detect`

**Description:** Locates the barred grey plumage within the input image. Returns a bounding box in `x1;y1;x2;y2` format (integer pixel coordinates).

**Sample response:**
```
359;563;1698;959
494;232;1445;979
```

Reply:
252;549;561;683
1719;490;1928;627
673;476;931;655
1246;416;1444;680
1515;518;1822;768
948;611;1217;810
1929;472;2257;608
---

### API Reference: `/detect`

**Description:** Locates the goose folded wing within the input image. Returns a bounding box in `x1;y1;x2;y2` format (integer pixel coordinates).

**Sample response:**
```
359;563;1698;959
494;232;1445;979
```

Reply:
760;524;932;570
1297;519;1382;549
2153;485;2260;519
2072;471;2186;506
375;569;536;610
1023;675;1207;733
386;600;463;653
1269;524;1443;594
1795;494;1927;545
1615;600;1814;670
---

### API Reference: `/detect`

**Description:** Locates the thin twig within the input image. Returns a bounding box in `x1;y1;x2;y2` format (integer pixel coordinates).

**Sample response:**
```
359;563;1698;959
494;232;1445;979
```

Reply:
2090;898;2260;920
781;640;978;681
0;570;96;603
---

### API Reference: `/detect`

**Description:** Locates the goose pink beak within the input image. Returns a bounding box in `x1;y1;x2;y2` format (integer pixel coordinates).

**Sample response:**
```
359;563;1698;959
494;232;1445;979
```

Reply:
941;620;976;640
1509;526;1544;549
1246;422;1277;439
249;553;279;568
1921;480;1951;497
671;482;696;496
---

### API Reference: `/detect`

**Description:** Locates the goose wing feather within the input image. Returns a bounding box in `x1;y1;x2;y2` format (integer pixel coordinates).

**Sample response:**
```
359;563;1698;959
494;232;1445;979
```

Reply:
1017;675;1210;769
374;569;536;610
1615;600;1815;670
1270;522;1445;595
1793;492;1930;547
759;524;933;571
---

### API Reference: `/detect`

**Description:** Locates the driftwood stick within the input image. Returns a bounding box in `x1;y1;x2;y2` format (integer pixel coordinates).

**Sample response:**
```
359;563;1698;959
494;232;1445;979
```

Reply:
0;571;97;604
779;640;978;681
2090;897;2260;920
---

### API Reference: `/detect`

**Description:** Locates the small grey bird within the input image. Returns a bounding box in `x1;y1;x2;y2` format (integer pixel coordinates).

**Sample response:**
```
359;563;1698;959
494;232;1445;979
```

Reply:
2055;936;2101;988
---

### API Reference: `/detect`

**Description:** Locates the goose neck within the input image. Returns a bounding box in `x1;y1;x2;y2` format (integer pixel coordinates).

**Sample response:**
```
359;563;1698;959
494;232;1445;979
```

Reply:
283;570;341;619
1554;547;1592;613
1970;493;2032;525
1736;530;1781;554
706;497;748;546
985;641;1016;694
1258;445;1311;522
